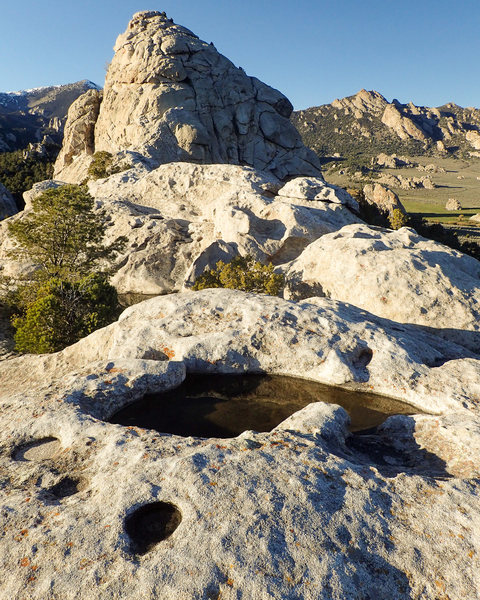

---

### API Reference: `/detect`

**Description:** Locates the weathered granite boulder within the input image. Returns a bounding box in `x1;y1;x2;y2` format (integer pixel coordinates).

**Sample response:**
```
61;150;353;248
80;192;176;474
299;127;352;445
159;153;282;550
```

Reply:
0;289;480;599
54;11;322;183
363;182;406;217
282;223;480;352
446;198;462;211
0;182;18;219
1;163;360;294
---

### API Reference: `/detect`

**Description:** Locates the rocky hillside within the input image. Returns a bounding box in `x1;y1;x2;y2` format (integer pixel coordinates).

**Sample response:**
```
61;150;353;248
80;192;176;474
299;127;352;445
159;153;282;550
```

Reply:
0;80;100;153
292;89;480;161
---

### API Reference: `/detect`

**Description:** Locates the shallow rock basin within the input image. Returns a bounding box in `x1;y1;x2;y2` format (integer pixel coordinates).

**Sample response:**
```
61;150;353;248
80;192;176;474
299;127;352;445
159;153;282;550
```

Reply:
109;374;418;437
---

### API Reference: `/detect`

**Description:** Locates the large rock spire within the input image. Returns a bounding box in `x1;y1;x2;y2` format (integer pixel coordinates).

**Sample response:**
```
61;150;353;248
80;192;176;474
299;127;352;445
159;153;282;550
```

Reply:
54;10;322;182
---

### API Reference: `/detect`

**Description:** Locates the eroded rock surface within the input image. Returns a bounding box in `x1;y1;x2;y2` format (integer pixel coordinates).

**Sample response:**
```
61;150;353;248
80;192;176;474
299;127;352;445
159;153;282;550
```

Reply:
1;289;480;599
53;89;102;183
282;224;480;351
54;11;322;183
1;163;360;294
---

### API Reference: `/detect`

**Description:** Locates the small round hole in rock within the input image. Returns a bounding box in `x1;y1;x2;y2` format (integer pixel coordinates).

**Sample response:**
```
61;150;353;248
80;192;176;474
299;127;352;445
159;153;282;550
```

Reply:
109;374;418;438
13;437;62;461
126;501;182;555
47;476;87;499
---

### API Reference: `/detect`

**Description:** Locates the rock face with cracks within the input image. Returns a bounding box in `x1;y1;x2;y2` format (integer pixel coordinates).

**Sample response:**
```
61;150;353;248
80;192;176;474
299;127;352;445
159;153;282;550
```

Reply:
54;11;322;183
1;289;480;599
0;163;360;294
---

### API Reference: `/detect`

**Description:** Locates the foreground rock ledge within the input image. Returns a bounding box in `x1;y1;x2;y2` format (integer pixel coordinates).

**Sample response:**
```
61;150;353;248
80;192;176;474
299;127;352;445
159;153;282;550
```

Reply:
1;289;480;599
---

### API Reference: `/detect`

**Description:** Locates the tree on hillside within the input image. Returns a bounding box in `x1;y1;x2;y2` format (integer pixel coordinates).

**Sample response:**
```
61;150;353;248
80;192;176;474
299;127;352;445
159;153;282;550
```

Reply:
6;184;126;353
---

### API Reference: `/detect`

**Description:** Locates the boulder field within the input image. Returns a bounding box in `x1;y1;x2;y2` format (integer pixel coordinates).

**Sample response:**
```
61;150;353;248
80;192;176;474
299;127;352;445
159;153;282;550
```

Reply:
1;289;480;599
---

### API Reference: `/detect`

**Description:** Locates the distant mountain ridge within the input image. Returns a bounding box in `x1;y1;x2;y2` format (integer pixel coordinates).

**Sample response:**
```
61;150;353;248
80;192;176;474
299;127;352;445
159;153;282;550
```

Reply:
292;89;480;160
0;80;101;153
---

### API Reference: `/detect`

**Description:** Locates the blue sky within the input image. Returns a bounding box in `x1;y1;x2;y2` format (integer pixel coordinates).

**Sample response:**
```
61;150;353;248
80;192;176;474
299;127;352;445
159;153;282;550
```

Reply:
2;0;479;110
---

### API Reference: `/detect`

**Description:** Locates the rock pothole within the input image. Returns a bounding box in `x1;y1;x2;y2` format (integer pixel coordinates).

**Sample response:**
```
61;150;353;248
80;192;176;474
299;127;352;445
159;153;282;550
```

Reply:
125;501;182;555
13;437;62;461
108;373;418;438
46;475;89;499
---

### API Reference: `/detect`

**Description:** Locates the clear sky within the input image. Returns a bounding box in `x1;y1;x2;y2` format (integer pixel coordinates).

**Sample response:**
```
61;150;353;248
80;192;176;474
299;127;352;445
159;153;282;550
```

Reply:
2;0;479;110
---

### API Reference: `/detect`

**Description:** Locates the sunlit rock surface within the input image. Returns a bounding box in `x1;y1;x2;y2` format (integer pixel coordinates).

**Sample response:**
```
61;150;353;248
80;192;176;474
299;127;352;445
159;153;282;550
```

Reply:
1;289;480;599
54;10;322;183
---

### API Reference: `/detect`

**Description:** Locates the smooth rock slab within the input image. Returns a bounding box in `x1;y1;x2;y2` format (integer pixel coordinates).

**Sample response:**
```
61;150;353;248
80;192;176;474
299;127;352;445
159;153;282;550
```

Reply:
1;289;480;599
282;223;480;352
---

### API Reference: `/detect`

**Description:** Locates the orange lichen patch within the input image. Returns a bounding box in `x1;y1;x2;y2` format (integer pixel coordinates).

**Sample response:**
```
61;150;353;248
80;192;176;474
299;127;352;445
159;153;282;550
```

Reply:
79;558;94;570
161;346;175;359
226;578;234;587
20;557;30;567
14;529;29;542
31;565;38;572
106;367;124;374
27;576;36;583
209;481;217;486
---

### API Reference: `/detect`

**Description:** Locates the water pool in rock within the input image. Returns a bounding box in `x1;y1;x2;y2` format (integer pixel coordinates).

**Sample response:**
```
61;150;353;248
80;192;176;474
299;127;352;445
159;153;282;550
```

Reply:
109;374;418;438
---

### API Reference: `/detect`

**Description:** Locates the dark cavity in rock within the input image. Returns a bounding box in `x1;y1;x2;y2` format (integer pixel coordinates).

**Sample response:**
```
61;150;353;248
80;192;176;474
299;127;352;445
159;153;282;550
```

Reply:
108;374;417;438
126;501;182;555
47;476;87;499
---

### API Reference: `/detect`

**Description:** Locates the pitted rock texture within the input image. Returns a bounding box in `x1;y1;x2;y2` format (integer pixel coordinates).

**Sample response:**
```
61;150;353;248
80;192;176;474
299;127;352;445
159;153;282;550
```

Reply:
1;289;480;599
1;163;360;294
54;10;322;183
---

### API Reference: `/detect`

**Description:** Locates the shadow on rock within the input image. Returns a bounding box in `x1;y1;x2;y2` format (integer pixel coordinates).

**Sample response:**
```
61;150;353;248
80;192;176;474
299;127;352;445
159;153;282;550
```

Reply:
345;416;452;479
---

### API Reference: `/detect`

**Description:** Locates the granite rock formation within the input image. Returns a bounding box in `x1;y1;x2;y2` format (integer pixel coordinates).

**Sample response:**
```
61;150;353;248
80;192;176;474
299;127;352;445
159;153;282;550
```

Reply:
54;11;322;183
292;89;480;159
0;163;359;293
52;89;102;183
0;289;480;599
362;182;406;217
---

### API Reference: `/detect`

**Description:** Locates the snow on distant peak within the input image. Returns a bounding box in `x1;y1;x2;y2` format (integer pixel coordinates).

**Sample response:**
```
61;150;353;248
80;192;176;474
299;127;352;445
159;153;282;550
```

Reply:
5;80;101;96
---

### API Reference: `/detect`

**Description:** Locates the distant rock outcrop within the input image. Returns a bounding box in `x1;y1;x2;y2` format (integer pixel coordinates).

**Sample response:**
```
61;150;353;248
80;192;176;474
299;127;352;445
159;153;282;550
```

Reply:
446;198;462;211
0;80;100;153
362;182;406;217
292;89;480;159
54;11;322;183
